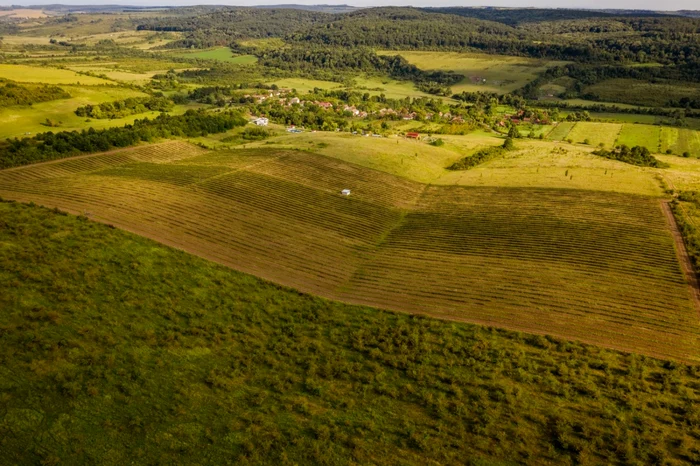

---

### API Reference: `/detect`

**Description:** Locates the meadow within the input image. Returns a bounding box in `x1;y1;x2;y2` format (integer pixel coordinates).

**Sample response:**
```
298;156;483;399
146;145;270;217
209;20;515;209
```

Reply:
3;200;700;465
379;50;566;94
583;79;700;108
0;141;697;364
0;64;112;85
173;47;258;64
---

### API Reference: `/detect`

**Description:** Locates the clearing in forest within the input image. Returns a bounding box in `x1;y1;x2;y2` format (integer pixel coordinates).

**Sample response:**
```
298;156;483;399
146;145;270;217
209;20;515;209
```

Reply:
379;50;566;94
0;143;698;363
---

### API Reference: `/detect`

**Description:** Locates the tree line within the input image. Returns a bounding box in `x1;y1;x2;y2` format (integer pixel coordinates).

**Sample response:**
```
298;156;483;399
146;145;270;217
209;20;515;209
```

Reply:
75;96;174;119
0;81;71;106
0;110;247;169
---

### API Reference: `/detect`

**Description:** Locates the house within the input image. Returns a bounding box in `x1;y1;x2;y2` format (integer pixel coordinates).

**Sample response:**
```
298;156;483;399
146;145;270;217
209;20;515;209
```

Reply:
316;101;333;109
406;132;421;139
341;189;351;196
252;117;269;126
289;97;301;105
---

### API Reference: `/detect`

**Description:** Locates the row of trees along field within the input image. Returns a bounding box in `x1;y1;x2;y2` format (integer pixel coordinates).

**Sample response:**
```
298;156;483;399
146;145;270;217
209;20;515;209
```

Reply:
74;96;174;119
0;110;247;169
0;81;70;106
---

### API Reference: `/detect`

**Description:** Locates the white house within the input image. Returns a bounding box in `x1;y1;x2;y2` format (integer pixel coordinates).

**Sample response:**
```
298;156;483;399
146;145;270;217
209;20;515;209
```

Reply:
341;189;351;196
252;117;269;126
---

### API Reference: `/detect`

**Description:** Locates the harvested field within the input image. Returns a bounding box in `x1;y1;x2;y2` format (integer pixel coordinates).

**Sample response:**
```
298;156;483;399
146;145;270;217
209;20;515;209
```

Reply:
1;143;698;362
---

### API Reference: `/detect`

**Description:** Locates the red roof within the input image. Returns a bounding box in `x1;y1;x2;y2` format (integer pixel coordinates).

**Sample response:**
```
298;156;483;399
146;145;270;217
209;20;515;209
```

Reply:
406;132;420;138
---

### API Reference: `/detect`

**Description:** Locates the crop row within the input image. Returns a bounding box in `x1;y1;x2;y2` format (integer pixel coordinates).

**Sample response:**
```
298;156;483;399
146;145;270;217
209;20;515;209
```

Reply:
248;152;425;209
0;141;206;185
1;149;698;362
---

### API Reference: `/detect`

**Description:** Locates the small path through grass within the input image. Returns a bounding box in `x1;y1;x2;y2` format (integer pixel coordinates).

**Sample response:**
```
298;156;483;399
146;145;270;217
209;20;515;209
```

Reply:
662;200;700;319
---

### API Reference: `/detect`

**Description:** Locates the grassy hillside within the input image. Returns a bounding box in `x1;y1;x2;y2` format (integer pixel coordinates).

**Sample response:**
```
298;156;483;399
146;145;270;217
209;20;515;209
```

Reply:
0;143;697;363
2;200;700;465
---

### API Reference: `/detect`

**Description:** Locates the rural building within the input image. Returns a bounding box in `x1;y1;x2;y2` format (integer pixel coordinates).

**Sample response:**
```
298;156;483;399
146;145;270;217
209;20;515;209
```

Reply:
406;132;421;140
252;117;269;126
341;189;351;196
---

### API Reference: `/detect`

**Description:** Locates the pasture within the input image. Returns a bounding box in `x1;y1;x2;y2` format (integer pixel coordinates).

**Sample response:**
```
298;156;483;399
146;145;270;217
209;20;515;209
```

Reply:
379;50;566;94
174;47;258;64
546;122;575;141
583;78;700;107
0;86;153;139
616;124;661;152
566;122;622;148
0;64;112;85
661;127;700;157
0;142;697;363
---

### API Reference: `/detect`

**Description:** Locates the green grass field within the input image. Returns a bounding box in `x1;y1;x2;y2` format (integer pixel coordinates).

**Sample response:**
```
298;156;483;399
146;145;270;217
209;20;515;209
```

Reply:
583;78;700;108
567;122;622;148
660;128;700;157
546;122;575;141
616;124;661;152
379;50;566;94
3;200;700;464
0;64;112;85
174;47;258;64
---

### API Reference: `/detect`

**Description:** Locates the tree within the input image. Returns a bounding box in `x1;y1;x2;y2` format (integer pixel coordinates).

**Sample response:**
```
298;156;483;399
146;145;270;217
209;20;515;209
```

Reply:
503;137;514;150
507;125;520;139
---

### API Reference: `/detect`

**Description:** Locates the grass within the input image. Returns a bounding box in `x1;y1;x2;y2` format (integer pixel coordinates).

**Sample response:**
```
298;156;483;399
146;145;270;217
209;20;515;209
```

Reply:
174;47;258;64
660;128;700;157
616;124;661;152
583;78;700;107
0;86;193;140
567;122;622;148
0;143;696;364
436;140;663;196
270;78;344;93
2;200;700;464
546;122;575;141
0;64;112;85
379;50;566;95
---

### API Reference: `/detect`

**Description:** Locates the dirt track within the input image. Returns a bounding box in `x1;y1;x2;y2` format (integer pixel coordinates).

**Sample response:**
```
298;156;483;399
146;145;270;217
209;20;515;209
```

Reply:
661;200;700;320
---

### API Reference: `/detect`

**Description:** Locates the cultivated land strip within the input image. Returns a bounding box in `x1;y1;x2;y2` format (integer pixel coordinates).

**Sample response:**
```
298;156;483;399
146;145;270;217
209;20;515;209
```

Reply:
661;200;700;319
1;143;699;363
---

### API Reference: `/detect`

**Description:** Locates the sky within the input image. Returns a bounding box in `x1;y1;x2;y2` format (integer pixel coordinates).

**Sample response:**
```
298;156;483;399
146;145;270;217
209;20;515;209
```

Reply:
0;0;698;11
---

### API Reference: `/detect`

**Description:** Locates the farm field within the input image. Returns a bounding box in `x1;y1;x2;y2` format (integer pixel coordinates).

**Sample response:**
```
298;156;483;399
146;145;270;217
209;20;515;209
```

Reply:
0;86;193;140
616;124;661;152
0;64;112;85
435;141;662;195
660;127;700;157
4;199;700;465
583;78;700;107
566;122;622;148
173;47;258;64
546;122;575;141
379;50;566;94
1;143;697;363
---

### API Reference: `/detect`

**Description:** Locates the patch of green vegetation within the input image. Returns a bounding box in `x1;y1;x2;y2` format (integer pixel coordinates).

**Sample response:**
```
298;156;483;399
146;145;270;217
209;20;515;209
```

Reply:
616;124;661;153
447;138;513;170
583;78;700;108
174;47;258;64
1;199;700;465
593;145;668;168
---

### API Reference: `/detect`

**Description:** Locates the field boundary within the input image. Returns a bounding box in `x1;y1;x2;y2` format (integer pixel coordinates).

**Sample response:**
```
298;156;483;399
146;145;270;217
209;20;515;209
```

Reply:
661;200;700;319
